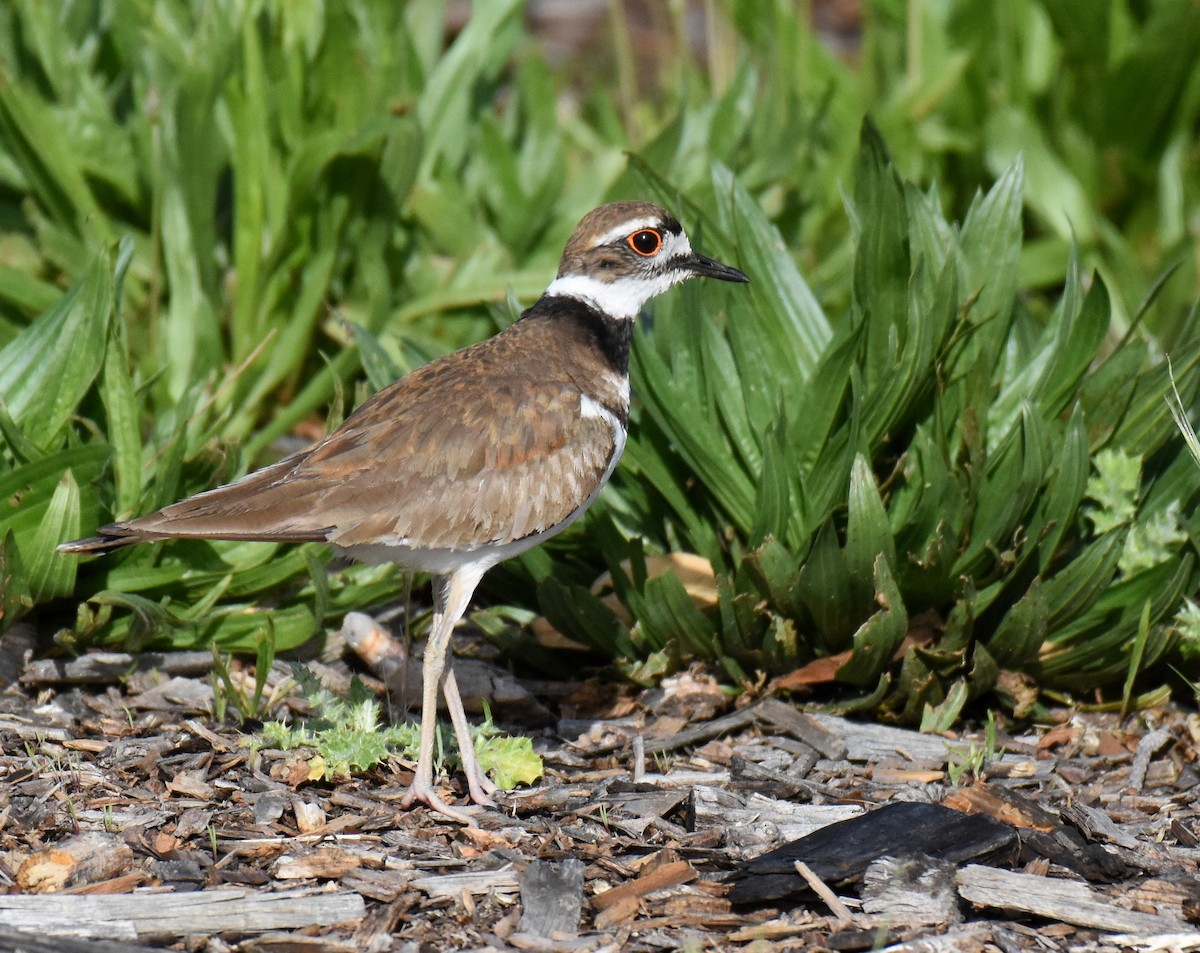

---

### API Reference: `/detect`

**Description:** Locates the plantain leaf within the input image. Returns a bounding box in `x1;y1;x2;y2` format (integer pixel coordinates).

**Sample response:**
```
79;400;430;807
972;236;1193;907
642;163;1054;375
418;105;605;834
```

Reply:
846;453;896;612
0;531;31;629
985;579;1048;669
837;554;907;686
796;519;854;650
98;238;140;518
920;680;970;733
1040;531;1126;631
26;471;81;603
536;577;631;660
749;418;792;547
0;445;108;553
851;120;911;394
0;249;113;447
626;570;718;661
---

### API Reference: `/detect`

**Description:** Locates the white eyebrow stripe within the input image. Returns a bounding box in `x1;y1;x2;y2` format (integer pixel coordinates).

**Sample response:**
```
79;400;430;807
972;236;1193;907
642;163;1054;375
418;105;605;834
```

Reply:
595;218;668;246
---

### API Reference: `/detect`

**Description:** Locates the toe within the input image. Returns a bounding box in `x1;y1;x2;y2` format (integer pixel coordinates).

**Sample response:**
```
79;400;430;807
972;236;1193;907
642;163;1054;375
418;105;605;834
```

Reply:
400;780;479;825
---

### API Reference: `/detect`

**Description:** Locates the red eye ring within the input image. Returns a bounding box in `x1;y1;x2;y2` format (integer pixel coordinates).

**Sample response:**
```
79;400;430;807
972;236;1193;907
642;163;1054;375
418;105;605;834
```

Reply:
627;228;663;257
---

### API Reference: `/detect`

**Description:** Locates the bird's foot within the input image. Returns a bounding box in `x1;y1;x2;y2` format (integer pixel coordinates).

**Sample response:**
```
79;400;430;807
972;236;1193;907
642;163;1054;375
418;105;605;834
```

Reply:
463;769;498;807
399;778;480;826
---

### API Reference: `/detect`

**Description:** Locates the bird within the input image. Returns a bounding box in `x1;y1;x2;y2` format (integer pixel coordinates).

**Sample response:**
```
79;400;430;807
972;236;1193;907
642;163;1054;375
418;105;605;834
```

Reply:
60;201;750;823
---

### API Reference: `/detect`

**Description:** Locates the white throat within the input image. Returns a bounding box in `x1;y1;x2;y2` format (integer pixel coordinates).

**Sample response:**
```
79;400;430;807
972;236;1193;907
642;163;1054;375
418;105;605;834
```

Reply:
543;273;677;320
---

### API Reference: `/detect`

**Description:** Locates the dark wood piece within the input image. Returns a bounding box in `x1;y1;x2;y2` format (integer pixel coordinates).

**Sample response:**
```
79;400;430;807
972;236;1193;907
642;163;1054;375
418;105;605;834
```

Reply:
729;801;1018;904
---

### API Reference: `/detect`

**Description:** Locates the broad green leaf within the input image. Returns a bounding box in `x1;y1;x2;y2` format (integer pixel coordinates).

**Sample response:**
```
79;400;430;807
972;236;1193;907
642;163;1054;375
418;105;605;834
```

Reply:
627;570;718;661
748;420;792;547
632;341;756;534
98;238;140;518
796;520;854;650
986;580;1047;669
851;120;910;393
985;108;1095;242
536;577;631;659
959;156;1025;335
414;0;524;179
350;322;404;393
1035;277;1111;419
846;453;897;611
1111;326;1200;457
0;249;113;447
743;538;805;622
837;554;907;686
0;445;109;547
920;680;969;733
26;471;81;603
1033;407;1090;570
1038;556;1192;688
0;67;110;241
1097;3;1200;159
707;164;831;376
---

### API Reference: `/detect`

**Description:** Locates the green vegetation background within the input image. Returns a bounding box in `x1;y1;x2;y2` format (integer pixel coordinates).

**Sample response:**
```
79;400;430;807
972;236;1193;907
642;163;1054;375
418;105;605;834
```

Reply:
2;0;1199;724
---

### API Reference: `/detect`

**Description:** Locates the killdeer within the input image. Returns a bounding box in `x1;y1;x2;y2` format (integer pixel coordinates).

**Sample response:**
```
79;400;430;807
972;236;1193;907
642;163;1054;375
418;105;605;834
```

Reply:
60;201;749;823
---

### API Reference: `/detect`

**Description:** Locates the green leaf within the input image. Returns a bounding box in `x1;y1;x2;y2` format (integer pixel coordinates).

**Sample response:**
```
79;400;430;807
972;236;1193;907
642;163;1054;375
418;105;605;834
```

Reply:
985;107;1095;242
98;238;140;518
1032;407;1090;570
707;164;831;376
986;579;1048;669
1121;600;1153;719
536;577;632;659
26;471;81;603
0;445;108;531
837;554;907;686
851;120;911;393
1041;531;1126;631
846;453;897;612
749;419;793;547
796;520;854;650
350;322;404;393
920;680;970;733
743;538;805;621
628;570;718;661
0;531;31;629
1036;276;1111;420
0;249;113;446
0;65;111;241
474;732;543;789
959;155;1025;335
1038;556;1193;688
414;0;524;180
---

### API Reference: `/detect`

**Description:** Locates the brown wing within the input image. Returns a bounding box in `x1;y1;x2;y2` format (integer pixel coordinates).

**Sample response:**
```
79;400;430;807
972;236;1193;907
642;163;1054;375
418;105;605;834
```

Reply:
84;322;620;553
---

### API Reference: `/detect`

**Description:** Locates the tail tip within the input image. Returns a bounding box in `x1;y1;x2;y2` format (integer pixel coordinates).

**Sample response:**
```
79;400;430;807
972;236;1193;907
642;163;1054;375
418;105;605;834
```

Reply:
57;533;132;555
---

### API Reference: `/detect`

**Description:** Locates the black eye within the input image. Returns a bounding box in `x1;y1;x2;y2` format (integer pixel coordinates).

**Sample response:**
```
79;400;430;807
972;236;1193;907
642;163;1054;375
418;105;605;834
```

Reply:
627;228;663;257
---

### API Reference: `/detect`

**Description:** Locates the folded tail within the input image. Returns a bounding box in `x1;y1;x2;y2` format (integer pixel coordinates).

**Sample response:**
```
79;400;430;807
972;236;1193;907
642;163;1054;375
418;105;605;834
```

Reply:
58;528;161;555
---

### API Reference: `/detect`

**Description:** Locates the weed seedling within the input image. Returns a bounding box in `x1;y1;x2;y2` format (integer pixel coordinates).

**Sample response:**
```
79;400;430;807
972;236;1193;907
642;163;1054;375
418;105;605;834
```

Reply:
255;664;542;788
946;711;1004;785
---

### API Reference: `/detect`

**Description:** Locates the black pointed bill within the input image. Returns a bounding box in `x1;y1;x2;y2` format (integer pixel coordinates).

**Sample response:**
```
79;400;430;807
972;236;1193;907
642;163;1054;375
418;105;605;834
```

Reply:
680;252;750;283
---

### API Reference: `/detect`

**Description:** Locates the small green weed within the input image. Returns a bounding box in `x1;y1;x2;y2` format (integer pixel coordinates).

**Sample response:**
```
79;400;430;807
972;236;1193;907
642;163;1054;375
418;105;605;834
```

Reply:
945;711;1004;786
1086;450;1187;576
209;630;286;724
257;665;542;788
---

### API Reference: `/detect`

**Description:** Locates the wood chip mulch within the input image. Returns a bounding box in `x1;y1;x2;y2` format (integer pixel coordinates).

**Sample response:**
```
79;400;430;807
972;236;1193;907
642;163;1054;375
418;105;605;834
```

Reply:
1;618;1199;952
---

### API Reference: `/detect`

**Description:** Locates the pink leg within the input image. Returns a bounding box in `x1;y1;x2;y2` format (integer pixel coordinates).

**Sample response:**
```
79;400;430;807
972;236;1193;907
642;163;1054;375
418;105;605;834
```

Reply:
442;665;499;805
398;566;485;824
